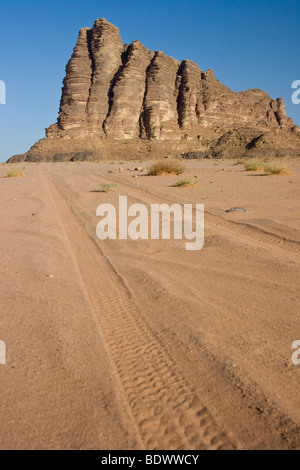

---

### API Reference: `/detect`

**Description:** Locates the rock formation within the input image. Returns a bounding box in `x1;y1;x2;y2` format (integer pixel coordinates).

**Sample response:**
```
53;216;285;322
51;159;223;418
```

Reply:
9;18;300;162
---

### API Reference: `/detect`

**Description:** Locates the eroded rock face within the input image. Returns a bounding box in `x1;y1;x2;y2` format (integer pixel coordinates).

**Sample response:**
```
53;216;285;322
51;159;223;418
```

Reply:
50;17;298;142
10;18;300;162
177;60;203;130
140;52;181;140
56;27;93;136
87;19;124;135
104;41;154;139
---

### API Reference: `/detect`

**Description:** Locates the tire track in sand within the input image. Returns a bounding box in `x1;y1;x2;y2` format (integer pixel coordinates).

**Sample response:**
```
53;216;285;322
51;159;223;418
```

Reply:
42;170;236;450
93;171;300;256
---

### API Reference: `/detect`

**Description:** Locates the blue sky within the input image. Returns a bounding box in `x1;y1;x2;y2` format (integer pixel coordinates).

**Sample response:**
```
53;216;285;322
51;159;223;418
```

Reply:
0;0;299;162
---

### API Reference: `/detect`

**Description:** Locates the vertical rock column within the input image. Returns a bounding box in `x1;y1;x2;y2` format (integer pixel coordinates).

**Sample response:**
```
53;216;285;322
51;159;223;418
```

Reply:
272;98;293;130
87;18;124;135
104;41;154;139
141;52;180;140
177;60;203;130
57;27;93;136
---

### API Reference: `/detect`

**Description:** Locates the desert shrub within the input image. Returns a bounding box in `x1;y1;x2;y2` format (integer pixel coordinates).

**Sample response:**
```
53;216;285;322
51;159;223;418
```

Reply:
148;161;185;176
244;161;266;171
5;168;25;178
175;179;197;188
244;161;292;175
100;182;117;193
263;164;292;175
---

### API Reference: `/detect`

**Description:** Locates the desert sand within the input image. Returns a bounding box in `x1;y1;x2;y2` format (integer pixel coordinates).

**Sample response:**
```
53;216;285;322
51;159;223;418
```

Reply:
0;159;299;450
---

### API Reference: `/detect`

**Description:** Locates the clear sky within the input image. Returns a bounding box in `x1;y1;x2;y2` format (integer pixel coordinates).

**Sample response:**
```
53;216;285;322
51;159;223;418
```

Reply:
0;0;299;162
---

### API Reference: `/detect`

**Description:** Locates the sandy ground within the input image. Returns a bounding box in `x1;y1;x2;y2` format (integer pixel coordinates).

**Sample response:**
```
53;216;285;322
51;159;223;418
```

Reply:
0;159;299;450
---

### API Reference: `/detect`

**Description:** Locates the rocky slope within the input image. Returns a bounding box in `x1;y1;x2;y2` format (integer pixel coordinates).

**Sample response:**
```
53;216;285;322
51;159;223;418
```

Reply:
9;18;300;162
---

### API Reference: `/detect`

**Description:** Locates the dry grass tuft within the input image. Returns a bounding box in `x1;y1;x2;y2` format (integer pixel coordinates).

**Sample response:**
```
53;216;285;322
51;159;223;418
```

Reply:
100;182;117;193
244;161;266;171
175;179;197;188
263;164;292;175
5;168;25;178
244;161;292;175
148;161;185;176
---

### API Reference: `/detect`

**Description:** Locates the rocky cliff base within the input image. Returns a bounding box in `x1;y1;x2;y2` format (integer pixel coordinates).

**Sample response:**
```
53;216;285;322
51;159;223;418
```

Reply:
9;127;300;163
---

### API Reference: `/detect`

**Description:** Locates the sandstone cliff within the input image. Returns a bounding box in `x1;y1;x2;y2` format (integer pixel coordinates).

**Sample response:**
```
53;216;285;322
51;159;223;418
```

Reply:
9;18;300;162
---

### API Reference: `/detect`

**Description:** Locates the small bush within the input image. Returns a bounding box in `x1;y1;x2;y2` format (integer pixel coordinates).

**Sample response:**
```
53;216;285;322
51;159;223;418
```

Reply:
264;164;292;175
244;162;266;171
148;161;185;176
244;161;292;175
5;168;25;178
100;182;117;193
175;179;197;188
